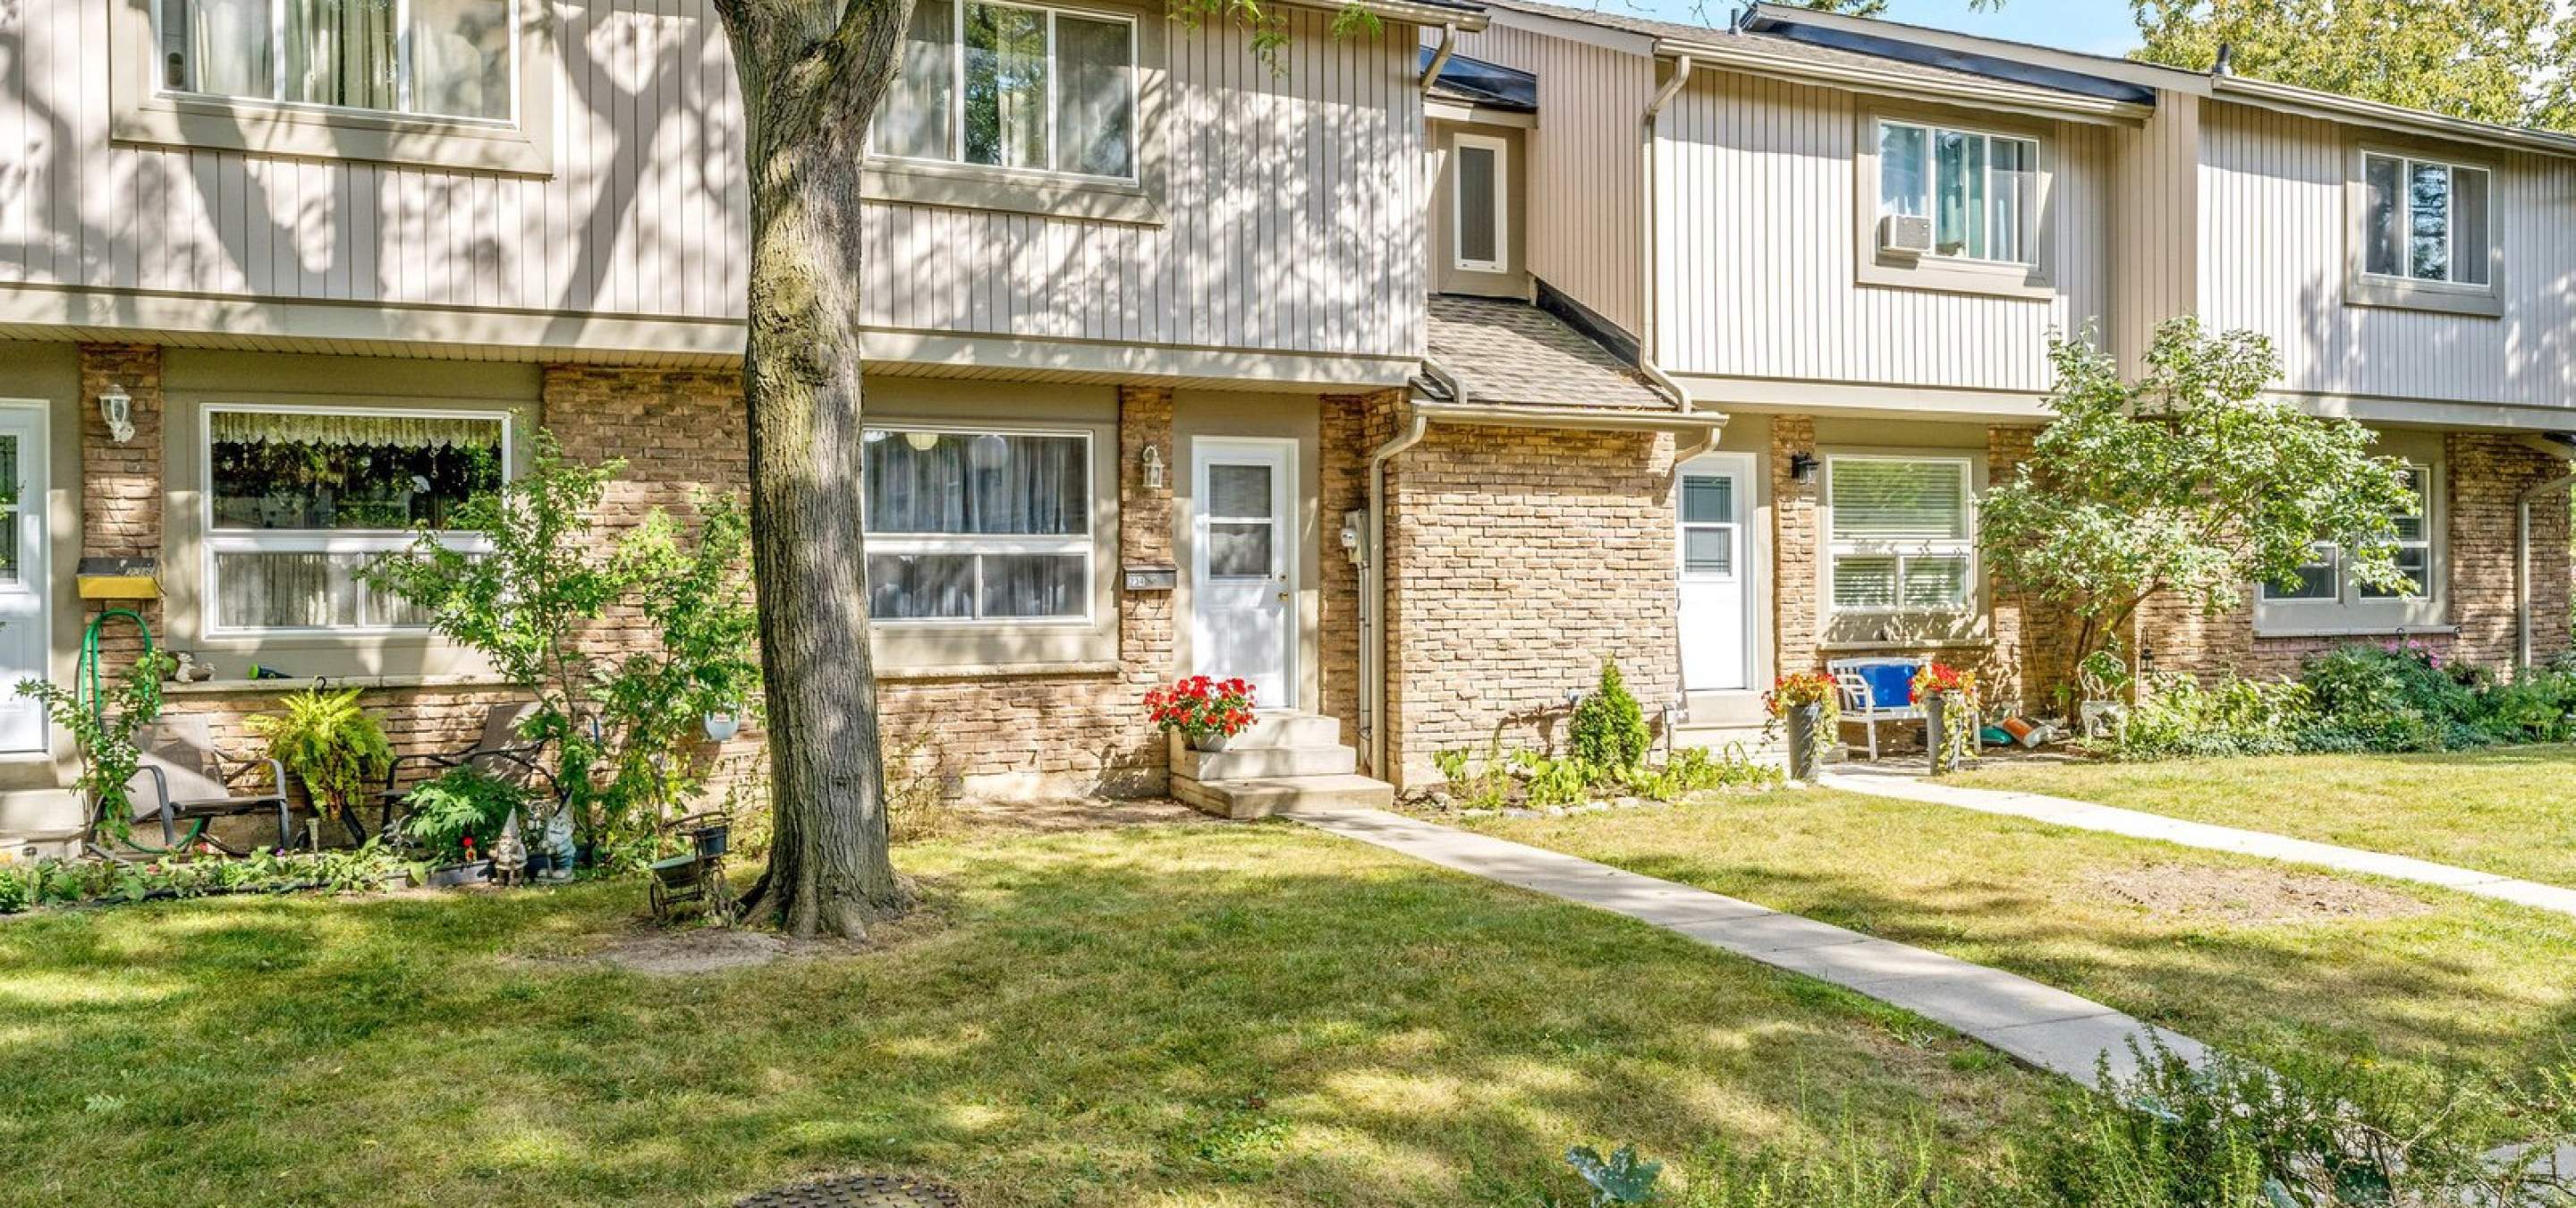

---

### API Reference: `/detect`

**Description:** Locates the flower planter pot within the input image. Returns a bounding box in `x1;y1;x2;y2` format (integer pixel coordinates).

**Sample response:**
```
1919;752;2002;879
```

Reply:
1191;731;1232;753
377;867;415;892
428;859;493;889
1784;702;1824;782
702;711;742;743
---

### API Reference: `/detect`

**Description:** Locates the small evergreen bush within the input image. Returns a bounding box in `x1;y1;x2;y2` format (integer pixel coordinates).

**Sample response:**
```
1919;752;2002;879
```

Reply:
1571;659;1652;773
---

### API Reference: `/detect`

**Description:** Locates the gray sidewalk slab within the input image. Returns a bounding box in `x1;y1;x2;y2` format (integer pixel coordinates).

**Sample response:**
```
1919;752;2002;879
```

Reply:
1284;805;2206;1090
1823;769;2576;920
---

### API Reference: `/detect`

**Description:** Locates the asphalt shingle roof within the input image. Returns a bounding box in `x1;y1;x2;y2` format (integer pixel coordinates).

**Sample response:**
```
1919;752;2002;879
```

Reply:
1424;294;1677;413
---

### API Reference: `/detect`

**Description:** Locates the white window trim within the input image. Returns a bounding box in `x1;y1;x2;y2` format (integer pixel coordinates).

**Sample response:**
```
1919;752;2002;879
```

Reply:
150;0;522;128
1874;118;2041;269
862;423;1097;628
869;0;1141;187
200;402;508;638
1452;132;1510;274
1821;453;1979;618
2359;151;2489;288
2255;460;2445;635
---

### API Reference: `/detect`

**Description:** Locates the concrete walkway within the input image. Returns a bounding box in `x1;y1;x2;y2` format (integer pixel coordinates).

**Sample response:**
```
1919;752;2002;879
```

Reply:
1285;805;2209;1089
1824;768;2576;921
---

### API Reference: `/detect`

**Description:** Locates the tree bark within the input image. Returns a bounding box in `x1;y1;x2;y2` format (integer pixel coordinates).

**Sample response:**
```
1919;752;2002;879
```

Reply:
713;0;916;938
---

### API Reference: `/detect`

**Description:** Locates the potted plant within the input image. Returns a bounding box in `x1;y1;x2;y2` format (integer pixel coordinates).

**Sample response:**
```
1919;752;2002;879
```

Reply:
247;685;393;847
1911;662;1981;775
1144;676;1258;753
1763;672;1840;782
401;767;525;886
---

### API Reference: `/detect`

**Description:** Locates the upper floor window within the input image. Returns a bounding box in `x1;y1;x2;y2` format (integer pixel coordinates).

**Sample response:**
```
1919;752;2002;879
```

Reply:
872;0;1137;182
1453;133;1508;273
1877;120;2038;266
2362;153;2490;286
154;0;515;122
205;407;506;634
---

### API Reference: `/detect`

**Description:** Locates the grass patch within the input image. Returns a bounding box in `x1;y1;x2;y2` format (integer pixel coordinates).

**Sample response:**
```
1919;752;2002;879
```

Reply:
0;821;2051;1207
1476;788;2576;1082
1950;745;2576;889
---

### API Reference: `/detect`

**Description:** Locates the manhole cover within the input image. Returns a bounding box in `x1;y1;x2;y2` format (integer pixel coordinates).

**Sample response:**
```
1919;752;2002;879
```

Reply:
734;1173;962;1207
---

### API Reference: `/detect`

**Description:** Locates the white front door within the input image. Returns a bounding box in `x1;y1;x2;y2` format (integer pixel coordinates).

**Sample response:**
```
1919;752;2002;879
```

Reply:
1677;454;1752;693
1191;438;1297;711
0;405;47;754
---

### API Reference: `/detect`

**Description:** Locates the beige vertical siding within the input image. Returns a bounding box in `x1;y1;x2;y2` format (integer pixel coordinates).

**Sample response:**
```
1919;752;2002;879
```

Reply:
2106;91;2198;375
1654;69;2110;393
2;0;1423;360
2197;100;2576;408
1436;21;1652;334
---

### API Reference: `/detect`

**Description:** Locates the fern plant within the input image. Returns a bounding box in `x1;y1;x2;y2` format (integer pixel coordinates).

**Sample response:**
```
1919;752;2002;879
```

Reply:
248;686;393;830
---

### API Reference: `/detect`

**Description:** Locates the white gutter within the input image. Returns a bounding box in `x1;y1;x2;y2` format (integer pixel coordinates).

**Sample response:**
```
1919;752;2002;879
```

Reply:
1420;24;1458;94
1360;409;1431;777
2212;73;2576;161
1640;55;1696;421
1650;32;2152;125
2515;435;2576;671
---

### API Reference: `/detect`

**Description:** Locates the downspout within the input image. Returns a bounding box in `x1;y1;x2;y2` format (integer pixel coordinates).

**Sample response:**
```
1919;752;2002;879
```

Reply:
2515;434;2576;672
1420;24;1458;95
1361;406;1433;778
1640;55;1696;421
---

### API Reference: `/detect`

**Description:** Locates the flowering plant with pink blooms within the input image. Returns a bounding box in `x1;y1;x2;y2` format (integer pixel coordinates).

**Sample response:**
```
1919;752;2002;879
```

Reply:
1144;676;1258;743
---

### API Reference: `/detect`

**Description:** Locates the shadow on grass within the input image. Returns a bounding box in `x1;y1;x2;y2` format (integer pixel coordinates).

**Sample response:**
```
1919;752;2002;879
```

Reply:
0;823;2046;1208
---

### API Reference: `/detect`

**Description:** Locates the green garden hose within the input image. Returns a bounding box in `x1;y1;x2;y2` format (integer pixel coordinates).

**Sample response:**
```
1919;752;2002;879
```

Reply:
77;609;201;852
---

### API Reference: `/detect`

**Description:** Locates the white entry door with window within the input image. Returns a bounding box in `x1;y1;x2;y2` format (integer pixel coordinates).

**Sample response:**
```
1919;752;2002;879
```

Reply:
1191;438;1297;711
0;404;48;755
1677;454;1753;693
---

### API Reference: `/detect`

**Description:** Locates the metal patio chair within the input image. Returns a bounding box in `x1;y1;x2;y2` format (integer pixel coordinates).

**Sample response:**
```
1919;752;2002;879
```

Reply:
114;712;294;855
371;702;563;843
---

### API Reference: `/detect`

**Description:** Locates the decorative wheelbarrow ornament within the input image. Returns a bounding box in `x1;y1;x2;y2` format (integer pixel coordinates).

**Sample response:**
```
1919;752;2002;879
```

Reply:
648;811;737;923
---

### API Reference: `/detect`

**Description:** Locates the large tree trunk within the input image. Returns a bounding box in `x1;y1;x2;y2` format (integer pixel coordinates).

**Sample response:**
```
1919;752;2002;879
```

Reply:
714;0;916;938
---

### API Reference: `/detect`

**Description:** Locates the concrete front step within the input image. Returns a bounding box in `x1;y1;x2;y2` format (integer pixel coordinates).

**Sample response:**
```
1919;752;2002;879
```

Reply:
1216;712;1346;751
1172;743;1358;781
1174;773;1395;821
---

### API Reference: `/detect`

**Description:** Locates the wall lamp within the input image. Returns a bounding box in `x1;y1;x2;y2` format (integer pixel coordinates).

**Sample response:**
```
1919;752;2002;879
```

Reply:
1789;452;1818;481
1140;445;1165;489
97;384;134;444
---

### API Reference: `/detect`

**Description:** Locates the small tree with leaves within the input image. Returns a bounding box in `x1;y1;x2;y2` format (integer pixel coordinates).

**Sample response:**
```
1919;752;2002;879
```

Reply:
1980;319;2418;689
20;651;176;847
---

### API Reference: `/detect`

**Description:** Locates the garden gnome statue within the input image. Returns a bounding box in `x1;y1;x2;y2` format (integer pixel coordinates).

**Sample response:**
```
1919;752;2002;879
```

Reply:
489;810;527;888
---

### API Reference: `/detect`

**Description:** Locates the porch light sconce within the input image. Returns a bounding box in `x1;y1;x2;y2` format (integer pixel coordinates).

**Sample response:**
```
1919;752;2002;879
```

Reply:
1789;453;1818;481
97;384;134;444
1140;445;1165;489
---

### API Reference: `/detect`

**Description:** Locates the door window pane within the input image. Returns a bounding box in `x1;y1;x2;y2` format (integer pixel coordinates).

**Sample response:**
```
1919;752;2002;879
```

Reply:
1055;13;1131;176
0;435;21;581
1682;475;1733;524
1208;523;1272;578
1455;142;1500;268
876;0;956;159
408;0;511;118
1208;464;1273;519
1682;527;1733;575
2364;155;2403;276
963;2;1048;171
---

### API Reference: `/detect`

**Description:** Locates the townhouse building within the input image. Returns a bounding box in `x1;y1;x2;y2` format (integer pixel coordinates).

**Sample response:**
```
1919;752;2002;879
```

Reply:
0;0;2566;847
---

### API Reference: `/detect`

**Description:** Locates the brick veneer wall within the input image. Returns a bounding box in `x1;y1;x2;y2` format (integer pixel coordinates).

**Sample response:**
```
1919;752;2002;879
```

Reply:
2133;431;2572;681
78;344;165;673
1315;392;1379;749
1379;422;1679;787
1770;416;1820;676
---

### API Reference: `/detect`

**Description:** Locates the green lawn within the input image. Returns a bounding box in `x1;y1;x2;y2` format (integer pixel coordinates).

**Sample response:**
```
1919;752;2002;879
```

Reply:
0;820;2051;1208
1952;745;2576;889
1474;787;2576;1082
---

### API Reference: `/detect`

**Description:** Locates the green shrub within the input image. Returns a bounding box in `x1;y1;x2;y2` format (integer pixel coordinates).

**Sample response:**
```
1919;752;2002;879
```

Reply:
1514;749;1594;809
1571;660;1653;774
248;685;394;830
2102;672;2312;762
398;768;530;860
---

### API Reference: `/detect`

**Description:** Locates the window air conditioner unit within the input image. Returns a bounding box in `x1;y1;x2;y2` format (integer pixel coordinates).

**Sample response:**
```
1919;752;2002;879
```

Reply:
1879;214;1933;257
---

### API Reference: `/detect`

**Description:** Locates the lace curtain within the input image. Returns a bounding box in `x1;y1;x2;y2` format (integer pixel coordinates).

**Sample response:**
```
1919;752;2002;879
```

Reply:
209;411;503;451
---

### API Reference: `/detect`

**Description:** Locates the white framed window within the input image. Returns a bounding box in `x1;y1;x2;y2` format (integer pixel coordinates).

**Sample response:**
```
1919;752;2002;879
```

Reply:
862;426;1093;624
871;0;1138;182
2361;153;2491;286
1453;133;1509;274
1825;455;1976;615
1877;120;2038;266
203;405;507;635
152;0;517;123
2259;464;2439;626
